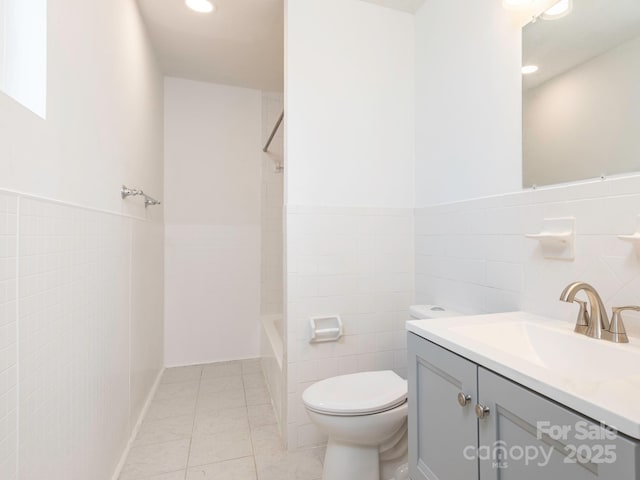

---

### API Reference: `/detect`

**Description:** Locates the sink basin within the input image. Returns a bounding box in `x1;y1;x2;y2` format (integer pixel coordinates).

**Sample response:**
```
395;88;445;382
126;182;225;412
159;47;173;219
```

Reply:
449;319;638;382
407;311;640;440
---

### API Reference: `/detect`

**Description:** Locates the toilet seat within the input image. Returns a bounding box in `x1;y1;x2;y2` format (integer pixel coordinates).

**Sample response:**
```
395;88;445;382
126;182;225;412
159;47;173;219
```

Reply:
303;370;407;416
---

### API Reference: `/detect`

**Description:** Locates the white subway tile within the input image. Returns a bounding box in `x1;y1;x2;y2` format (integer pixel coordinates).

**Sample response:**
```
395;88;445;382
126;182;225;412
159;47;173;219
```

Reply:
0;193;165;479
485;262;523;293
285;206;415;448
415;181;640;326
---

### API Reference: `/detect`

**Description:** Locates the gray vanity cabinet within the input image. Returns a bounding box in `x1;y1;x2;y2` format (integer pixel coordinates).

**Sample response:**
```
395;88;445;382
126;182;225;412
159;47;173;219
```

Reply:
478;367;640;480
407;333;478;480
408;333;640;480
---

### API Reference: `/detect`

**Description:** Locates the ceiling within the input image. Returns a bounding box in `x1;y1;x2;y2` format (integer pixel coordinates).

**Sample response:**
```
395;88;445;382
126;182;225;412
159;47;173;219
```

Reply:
359;0;426;14
523;0;640;90
136;0;284;91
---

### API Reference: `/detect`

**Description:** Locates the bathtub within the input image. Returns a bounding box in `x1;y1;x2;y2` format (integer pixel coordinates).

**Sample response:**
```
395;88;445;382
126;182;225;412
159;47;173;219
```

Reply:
260;314;286;440
261;314;283;369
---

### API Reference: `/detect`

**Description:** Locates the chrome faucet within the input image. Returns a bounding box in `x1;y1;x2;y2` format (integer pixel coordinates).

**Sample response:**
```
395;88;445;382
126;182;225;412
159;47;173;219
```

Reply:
559;282;610;340
560;282;640;343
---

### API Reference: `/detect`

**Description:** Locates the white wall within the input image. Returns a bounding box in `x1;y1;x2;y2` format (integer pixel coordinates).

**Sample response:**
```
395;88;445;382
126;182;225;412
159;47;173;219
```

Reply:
284;0;416;449
286;0;415;208
261;92;284;315
0;1;164;479
414;0;522;206
164;78;263;366
524;35;640;187
0;0;163;216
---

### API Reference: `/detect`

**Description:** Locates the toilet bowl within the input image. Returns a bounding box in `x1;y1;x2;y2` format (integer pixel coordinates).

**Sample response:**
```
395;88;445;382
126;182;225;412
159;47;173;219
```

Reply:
303;370;408;480
302;306;461;479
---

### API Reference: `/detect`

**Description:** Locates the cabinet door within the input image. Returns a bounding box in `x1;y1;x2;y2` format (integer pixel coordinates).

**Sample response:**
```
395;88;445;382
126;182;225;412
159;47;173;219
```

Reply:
478;367;640;480
408;333;479;480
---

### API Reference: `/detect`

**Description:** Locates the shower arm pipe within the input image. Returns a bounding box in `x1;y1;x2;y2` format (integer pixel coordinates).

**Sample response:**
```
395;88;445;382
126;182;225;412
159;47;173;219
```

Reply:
121;185;162;208
262;111;284;153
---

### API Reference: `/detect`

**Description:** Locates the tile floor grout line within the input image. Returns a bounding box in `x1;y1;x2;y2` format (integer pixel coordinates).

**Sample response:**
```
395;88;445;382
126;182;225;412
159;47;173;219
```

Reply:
242;372;260;480
182;366;205;479
122;360;324;480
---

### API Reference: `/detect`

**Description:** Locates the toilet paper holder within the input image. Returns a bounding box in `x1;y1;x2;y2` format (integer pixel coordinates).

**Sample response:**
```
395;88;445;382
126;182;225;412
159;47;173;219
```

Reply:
309;315;343;343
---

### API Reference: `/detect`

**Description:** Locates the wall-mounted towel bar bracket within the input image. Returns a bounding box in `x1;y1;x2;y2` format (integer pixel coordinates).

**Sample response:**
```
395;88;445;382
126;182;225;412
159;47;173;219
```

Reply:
121;185;161;208
121;186;143;199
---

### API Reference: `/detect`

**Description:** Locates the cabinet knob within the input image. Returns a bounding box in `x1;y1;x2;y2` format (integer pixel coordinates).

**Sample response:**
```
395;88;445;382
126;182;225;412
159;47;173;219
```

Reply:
475;404;490;419
457;392;471;407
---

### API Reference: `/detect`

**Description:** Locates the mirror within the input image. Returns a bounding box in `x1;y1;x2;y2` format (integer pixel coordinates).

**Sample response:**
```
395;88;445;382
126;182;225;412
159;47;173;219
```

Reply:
522;0;640;188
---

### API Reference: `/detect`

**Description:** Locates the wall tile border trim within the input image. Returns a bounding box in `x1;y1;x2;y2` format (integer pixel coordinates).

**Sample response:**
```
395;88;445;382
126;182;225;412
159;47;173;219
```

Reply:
0;187;156;222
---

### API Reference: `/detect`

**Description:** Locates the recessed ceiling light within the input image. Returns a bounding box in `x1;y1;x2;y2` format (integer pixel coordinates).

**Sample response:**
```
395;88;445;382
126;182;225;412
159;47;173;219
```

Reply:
542;0;572;19
502;0;534;10
186;0;215;13
522;65;539;74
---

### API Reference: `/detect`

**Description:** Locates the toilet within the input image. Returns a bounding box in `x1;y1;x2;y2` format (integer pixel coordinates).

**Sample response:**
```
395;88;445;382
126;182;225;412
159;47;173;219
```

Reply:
303;305;460;480
303;370;408;480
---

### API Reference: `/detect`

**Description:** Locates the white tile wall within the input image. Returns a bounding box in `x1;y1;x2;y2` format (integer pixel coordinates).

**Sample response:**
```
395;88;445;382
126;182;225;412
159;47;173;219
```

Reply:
18;198;131;479
129;218;165;430
261;325;286;438
0;191;164;480
261;92;284;316
260;92;286;442
415;176;640;336
286;206;414;449
0;193;17;480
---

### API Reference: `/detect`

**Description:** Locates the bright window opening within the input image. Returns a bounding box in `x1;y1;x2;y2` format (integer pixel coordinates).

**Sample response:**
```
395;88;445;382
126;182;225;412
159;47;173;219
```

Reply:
0;0;47;118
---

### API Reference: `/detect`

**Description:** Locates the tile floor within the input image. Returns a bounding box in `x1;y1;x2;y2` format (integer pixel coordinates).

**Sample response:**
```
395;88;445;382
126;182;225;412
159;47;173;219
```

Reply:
119;359;325;480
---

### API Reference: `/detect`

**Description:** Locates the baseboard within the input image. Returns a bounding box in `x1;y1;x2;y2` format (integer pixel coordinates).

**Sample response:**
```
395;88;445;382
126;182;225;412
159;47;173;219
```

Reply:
110;368;165;480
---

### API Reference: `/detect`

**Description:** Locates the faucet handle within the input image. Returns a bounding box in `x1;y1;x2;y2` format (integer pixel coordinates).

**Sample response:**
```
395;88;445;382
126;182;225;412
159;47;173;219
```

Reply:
573;300;590;334
608;306;640;343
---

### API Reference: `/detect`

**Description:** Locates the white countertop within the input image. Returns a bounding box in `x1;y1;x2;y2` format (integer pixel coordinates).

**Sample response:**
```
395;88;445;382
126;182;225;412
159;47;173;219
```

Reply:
407;311;640;440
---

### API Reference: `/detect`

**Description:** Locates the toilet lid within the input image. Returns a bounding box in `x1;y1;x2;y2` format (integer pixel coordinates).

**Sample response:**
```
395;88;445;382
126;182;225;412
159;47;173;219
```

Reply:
303;371;407;416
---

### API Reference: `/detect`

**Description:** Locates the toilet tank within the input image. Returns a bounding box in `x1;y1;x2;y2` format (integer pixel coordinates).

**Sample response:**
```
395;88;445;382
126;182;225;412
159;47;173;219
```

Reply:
409;304;461;320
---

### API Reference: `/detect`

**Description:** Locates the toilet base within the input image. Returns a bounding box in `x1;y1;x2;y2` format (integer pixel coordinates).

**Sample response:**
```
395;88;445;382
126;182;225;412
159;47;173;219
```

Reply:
322;439;380;480
381;452;408;480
